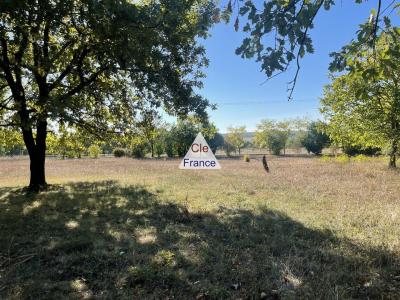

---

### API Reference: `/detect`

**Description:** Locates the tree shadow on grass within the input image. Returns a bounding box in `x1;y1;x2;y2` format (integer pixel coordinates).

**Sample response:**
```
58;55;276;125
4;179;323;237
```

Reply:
0;181;399;299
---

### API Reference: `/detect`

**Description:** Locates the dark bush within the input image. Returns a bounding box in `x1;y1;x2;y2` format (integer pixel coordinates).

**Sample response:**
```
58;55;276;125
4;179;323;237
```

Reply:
301;122;330;155
209;133;224;154
267;131;286;155
113;148;126;157
164;134;175;158
342;145;381;156
130;136;149;158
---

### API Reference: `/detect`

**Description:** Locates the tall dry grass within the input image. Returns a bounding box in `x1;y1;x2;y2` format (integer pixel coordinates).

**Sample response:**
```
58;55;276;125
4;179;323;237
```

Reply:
0;156;399;298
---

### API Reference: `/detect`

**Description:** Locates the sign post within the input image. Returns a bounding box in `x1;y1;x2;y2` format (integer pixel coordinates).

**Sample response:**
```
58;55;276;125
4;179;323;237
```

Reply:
179;132;221;169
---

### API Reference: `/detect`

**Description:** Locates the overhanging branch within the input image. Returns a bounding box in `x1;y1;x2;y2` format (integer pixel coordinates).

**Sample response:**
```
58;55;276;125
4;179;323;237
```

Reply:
287;0;324;101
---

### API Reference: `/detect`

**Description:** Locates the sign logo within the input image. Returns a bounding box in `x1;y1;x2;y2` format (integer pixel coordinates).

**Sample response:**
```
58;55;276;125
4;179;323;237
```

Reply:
179;132;221;169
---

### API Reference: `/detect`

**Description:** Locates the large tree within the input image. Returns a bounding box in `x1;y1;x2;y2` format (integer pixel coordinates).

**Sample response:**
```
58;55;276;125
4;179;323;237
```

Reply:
321;28;400;167
171;116;218;157
0;0;216;190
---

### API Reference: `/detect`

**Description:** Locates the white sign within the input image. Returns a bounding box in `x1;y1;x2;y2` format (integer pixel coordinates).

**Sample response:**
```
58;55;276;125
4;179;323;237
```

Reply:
179;132;221;169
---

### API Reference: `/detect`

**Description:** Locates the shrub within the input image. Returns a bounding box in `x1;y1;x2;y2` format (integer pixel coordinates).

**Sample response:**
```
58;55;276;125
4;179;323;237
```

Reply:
113;148;125;157
334;154;350;163
131;138;148;158
162;131;176;158
164;136;175;158
66;151;75;159
267;131;286;155
301;122;330;155
209;133;224;153
342;145;381;156
243;154;250;162
154;141;164;158
223;140;235;156
320;154;331;162
88;144;101;158
353;154;369;162
165;144;174;158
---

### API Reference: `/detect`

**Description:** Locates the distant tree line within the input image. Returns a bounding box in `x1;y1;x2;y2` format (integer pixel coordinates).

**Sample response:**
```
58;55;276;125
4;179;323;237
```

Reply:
227;118;383;157
0;116;225;159
251;118;330;156
1;115;385;159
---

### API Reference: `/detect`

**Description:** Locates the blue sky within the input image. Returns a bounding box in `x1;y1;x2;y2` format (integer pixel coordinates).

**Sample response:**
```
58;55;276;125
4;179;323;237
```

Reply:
197;0;384;133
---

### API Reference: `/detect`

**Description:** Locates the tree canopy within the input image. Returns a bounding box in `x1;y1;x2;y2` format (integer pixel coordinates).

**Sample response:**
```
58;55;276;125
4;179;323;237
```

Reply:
321;28;400;167
0;0;217;189
254;118;308;155
226;125;246;154
301;121;330;155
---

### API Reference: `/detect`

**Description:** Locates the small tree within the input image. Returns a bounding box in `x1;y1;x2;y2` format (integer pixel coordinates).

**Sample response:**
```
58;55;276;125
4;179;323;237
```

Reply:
287;118;310;153
0;129;25;156
266;130;286;155
171;120;198;157
137;109;161;158
223;139;236;156
226;126;246;155
254;119;274;149
301;122;330;155
275;120;291;155
154;141;164;158
88;145;101;158
254;119;294;155
46;133;59;156
164;130;176;158
131;137;148;159
69;131;86;159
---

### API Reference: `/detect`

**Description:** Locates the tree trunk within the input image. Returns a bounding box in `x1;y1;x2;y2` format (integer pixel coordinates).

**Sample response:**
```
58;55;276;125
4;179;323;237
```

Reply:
28;149;46;190
389;139;397;168
22;120;48;191
151;142;154;158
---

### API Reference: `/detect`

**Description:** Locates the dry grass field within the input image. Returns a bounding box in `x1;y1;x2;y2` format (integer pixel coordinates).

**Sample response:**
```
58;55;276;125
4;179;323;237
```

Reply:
0;156;400;299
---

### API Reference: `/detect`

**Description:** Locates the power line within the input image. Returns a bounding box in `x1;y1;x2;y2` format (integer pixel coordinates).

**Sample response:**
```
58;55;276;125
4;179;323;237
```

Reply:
216;98;320;105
